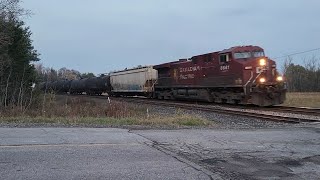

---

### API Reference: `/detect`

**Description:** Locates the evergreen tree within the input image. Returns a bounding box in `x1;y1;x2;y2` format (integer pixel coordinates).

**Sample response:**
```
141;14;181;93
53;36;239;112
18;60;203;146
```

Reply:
0;0;39;106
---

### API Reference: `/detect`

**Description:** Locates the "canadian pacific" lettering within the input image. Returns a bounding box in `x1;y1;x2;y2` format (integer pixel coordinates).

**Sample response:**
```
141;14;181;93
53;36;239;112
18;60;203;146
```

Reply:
179;74;195;80
179;66;201;73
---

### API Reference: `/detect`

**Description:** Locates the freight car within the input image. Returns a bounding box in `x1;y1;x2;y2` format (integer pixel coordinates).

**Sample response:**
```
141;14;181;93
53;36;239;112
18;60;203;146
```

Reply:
109;66;157;97
39;80;72;93
154;46;286;106
85;76;111;95
56;80;71;93
70;79;87;94
40;76;110;95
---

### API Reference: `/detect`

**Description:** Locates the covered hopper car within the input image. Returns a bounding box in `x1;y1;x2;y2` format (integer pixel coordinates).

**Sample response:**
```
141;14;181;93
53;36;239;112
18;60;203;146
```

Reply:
109;66;157;97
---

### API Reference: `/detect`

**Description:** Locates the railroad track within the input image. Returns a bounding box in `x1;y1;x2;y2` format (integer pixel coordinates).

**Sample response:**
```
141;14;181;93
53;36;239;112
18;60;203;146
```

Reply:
67;94;320;124
92;96;320;124
270;106;320;116
208;104;320;117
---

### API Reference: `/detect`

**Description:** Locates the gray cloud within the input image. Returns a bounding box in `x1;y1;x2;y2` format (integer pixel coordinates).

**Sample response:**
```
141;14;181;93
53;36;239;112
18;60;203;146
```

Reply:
23;0;320;74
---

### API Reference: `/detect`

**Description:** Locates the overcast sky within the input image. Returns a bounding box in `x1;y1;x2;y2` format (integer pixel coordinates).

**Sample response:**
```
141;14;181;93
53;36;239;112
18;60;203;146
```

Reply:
22;0;320;74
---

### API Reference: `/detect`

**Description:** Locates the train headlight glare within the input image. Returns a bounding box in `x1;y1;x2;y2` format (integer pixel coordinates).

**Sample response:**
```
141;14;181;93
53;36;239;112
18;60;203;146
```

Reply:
259;59;266;66
259;77;266;83
276;76;283;81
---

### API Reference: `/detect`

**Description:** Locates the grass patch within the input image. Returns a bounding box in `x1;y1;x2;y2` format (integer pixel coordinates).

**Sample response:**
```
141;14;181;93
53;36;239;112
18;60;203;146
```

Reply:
0;95;213;128
282;92;320;108
0;114;212;128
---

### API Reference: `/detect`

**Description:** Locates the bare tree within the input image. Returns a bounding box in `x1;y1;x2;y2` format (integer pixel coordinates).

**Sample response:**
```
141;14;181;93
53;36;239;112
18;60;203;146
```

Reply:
0;0;30;47
282;56;292;75
303;56;316;91
58;67;80;80
284;55;320;92
0;0;30;18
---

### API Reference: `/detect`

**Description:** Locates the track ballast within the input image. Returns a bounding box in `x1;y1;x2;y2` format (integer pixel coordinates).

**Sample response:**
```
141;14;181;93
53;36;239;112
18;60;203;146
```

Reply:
76;94;320;124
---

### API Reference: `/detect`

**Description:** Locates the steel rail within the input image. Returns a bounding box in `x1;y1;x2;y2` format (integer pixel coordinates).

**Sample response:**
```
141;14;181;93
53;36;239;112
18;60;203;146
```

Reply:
92;95;320;124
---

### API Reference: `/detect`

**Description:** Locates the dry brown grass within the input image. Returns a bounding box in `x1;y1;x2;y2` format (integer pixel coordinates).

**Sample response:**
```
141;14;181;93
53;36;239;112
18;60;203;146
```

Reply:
282;92;320;108
0;94;213;128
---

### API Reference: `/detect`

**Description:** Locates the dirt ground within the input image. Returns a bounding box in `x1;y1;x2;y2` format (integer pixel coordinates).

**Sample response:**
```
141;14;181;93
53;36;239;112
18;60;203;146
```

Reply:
283;92;320;108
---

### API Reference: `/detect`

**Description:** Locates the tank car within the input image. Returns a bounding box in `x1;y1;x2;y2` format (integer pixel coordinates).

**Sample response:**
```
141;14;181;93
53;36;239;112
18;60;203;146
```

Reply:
154;46;286;106
42;81;54;92
55;80;71;93
70;79;87;94
51;81;59;92
85;76;110;95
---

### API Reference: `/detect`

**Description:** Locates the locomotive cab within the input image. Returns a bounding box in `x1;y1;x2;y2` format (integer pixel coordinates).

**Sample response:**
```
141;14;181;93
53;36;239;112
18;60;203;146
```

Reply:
229;46;286;106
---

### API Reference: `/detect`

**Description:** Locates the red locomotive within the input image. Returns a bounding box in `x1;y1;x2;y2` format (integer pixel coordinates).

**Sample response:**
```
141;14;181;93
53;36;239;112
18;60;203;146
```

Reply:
154;46;286;106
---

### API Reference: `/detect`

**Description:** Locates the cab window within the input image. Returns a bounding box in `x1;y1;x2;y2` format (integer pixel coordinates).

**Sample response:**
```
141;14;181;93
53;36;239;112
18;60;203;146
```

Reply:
253;51;265;57
234;52;251;59
219;54;229;64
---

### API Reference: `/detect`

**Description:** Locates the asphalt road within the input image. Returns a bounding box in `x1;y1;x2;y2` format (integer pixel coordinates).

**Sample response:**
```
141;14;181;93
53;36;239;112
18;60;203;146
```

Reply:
134;127;320;180
0;127;319;180
0;128;211;180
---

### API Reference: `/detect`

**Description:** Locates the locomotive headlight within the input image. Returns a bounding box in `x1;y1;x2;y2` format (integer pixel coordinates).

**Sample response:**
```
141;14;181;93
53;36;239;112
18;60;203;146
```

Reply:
259;59;267;66
276;76;283;82
259;77;266;83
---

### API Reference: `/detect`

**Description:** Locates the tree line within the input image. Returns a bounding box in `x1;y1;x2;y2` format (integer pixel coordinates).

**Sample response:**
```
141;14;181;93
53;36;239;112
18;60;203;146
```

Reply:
0;0;39;107
35;64;96;82
283;56;320;92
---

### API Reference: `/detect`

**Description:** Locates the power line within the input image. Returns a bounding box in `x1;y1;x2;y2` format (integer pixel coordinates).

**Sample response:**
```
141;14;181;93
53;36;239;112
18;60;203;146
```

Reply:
273;48;320;59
